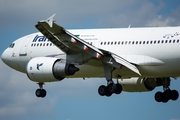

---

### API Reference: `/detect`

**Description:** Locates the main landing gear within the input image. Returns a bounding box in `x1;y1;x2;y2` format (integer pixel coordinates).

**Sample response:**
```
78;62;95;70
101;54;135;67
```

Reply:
155;89;179;103
154;78;179;103
98;63;122;97
98;81;122;97
35;82;47;98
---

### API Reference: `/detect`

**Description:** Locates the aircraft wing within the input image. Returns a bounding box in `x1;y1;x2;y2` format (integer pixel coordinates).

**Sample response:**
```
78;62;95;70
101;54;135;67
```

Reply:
35;14;141;76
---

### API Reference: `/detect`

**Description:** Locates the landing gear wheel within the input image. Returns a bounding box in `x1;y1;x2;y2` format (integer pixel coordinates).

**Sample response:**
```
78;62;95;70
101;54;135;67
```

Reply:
115;84;122;94
161;93;169;103
155;91;163;102
104;83;116;97
171;90;179;101
35;89;42;97
98;85;107;96
106;91;113;97
163;90;172;100
41;89;47;98
107;83;116;94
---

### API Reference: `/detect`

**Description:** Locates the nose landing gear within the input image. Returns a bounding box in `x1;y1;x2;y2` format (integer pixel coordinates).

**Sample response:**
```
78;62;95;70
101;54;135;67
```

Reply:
35;82;47;98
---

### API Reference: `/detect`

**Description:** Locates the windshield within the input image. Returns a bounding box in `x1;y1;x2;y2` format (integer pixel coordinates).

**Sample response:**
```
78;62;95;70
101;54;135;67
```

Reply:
9;43;15;48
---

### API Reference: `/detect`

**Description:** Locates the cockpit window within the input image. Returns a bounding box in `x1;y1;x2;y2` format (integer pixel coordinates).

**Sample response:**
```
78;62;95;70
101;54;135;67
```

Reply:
9;43;15;48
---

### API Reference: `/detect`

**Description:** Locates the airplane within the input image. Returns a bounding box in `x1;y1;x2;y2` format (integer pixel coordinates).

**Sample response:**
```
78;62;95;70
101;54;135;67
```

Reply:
1;14;180;103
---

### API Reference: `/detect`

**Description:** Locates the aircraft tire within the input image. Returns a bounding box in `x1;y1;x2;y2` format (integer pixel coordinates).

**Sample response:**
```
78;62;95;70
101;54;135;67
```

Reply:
161;96;169;103
163;90;172;100
41;89;47;98
107;83;116;94
98;85;107;96
35;89;42;97
105;91;112;97
155;91;163;102
171;90;179;101
115;84;122;94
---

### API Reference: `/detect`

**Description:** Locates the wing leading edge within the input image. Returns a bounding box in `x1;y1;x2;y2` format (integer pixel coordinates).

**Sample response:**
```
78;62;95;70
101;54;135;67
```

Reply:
35;14;141;76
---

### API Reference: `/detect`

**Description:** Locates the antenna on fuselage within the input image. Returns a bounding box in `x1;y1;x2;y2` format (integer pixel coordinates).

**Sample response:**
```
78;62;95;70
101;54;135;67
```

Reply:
128;24;131;28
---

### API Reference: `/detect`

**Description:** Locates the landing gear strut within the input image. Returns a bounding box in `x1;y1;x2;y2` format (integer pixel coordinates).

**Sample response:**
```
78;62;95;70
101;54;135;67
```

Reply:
35;82;47;98
154;78;179;103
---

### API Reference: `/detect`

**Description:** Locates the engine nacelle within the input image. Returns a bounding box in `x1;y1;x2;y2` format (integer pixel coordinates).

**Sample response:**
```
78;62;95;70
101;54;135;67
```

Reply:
26;57;79;82
118;77;161;92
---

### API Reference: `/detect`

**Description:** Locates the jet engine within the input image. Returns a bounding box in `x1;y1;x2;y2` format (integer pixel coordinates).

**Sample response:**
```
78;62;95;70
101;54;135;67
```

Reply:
26;57;79;82
118;77;162;92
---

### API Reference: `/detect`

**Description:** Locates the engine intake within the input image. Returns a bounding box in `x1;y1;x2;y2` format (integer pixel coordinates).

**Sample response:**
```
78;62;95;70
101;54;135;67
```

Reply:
26;57;79;82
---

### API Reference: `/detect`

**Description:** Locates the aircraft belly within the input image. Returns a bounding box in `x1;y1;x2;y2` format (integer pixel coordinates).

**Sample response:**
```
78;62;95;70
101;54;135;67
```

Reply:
67;57;180;78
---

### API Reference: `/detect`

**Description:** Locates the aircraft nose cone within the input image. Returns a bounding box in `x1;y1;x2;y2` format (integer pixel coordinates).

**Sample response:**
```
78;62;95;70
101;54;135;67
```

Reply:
1;49;9;65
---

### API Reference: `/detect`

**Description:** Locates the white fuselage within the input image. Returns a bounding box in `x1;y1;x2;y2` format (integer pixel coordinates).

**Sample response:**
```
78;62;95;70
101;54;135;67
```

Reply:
2;26;180;79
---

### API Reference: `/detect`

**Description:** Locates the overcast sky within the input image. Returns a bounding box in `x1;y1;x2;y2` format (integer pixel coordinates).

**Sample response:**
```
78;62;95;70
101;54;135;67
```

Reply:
1;0;180;120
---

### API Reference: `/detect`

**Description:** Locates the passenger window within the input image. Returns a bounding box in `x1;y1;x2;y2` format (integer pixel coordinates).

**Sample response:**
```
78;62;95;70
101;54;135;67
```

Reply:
173;40;175;43
114;42;117;45
111;42;113;45
162;40;164;43
154;41;156;44
165;40;168;43
177;40;179;43
31;44;33;47
139;41;141;44
47;43;49;46
143;41;145;44
101;42;103;45
147;41;149;44
150;41;152;44
40;43;42;46
104;42;106;45
37;43;39;46
158;40;160;44
34;43;36;46
136;41;138;44
132;41;134;44
50;43;52;46
118;41;120;45
43;43;45;46
121;41;124;45
129;41;131;44
125;41;127;44
169;40;171;43
108;42;110;45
